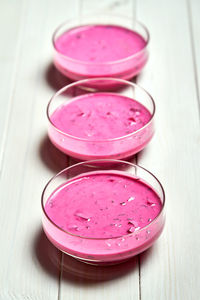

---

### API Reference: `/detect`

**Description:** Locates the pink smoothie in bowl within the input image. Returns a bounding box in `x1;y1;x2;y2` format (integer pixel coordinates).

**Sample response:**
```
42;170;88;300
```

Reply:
41;160;165;265
47;78;155;160
53;15;149;81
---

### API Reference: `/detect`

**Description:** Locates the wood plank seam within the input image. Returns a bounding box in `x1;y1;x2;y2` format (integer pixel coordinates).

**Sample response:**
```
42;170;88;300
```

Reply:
187;0;200;121
58;253;64;300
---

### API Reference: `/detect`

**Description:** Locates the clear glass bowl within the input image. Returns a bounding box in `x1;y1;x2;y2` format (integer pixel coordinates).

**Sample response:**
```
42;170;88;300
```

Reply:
47;78;155;161
41;160;165;266
52;15;149;81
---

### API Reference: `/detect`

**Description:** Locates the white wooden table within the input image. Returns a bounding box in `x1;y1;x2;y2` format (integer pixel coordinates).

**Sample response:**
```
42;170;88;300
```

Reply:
1;0;200;299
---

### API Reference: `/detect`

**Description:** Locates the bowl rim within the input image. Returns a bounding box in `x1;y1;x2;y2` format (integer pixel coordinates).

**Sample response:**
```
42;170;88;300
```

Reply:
52;14;150;66
47;77;156;142
41;159;165;240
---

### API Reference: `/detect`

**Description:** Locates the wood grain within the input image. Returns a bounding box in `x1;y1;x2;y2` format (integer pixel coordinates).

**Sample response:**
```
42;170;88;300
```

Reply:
189;0;200;109
0;0;78;299
137;0;200;299
0;0;25;172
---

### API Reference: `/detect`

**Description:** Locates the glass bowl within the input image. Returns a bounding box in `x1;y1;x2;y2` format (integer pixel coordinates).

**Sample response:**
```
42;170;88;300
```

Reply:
41;159;165;266
47;78;155;161
52;14;149;81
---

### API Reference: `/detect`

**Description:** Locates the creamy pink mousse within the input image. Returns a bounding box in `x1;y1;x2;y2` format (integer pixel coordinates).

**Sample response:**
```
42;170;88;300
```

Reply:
51;93;151;139
48;93;153;160
53;25;148;80
45;172;162;239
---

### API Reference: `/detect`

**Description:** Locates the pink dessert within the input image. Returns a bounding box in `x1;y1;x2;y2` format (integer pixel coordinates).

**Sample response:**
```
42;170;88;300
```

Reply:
53;24;148;81
48;92;154;160
43;171;164;264
45;172;162;238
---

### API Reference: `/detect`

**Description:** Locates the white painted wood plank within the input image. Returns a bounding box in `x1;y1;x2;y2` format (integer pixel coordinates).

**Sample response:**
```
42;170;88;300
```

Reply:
0;0;79;299
189;0;200;106
136;0;200;299
59;1;140;300
60;256;139;300
0;0;25;171
80;0;135;18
